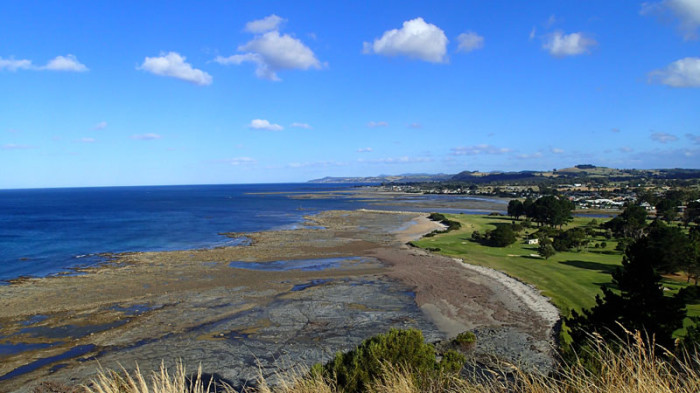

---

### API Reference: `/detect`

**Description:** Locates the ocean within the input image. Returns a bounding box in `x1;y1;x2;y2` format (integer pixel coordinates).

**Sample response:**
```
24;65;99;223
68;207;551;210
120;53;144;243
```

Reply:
0;183;370;283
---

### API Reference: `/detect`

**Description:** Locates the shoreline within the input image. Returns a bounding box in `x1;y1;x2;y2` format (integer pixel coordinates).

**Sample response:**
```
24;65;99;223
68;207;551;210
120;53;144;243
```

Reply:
0;208;558;392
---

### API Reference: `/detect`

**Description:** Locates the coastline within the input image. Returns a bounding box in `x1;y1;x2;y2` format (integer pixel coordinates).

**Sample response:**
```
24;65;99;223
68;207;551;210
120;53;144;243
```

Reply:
0;208;558;392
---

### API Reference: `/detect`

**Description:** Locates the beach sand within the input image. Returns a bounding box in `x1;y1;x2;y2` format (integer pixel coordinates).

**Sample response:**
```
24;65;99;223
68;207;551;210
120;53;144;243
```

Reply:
0;209;558;392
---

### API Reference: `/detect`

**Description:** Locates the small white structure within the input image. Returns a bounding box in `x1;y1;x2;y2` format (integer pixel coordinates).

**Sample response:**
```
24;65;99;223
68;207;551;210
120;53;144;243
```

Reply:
527;238;539;245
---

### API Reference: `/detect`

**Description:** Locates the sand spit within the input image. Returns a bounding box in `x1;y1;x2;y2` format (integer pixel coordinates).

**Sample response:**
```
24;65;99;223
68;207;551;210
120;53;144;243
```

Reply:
0;208;558;392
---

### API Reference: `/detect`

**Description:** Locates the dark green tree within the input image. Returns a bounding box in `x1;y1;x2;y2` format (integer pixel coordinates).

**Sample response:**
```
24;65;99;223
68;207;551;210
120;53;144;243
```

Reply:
488;225;517;247
507;199;525;220
603;204;647;240
566;233;687;352
655;199;679;222
538;243;556;259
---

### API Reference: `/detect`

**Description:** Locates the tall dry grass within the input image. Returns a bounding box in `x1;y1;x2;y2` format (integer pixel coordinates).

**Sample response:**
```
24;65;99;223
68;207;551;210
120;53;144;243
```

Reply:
85;332;699;393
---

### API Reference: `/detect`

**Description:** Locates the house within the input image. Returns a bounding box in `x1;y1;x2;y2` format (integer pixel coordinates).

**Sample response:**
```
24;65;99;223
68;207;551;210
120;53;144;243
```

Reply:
527;238;539;245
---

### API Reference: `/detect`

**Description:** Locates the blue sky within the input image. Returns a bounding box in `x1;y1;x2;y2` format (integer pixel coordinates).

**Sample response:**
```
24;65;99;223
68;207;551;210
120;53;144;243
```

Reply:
1;1;699;188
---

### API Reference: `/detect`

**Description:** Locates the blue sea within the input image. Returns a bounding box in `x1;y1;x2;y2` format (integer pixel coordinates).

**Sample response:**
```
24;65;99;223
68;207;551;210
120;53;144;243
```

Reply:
0;184;372;283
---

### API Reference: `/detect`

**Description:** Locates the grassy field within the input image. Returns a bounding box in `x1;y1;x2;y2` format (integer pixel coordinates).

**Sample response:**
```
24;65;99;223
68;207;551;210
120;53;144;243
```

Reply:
412;214;700;322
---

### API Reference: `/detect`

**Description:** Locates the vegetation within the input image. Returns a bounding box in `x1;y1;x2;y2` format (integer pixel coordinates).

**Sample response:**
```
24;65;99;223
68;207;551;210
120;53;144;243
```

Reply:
451;331;476;350
83;331;700;393
312;328;464;393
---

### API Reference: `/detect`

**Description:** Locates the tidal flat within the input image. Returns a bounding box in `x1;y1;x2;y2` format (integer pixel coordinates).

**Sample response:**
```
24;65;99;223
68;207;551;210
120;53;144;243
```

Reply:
0;199;557;392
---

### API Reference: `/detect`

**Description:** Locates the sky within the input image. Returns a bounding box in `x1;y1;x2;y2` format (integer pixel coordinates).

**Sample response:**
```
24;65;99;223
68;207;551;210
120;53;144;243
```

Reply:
1;0;699;188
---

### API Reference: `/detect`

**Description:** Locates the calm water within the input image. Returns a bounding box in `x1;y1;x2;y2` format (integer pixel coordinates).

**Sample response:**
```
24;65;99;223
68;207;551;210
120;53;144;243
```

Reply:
0;183;369;282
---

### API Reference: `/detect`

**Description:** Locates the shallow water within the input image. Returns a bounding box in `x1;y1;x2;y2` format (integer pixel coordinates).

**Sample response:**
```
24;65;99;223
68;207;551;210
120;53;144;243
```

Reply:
228;257;366;271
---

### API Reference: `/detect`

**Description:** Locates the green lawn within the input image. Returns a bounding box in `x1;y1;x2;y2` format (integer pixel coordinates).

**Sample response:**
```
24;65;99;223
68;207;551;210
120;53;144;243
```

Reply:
413;214;700;322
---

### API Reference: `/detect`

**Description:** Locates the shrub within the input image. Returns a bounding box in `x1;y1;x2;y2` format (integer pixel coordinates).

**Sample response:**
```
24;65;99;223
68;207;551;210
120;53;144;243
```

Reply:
452;331;476;350
314;329;463;393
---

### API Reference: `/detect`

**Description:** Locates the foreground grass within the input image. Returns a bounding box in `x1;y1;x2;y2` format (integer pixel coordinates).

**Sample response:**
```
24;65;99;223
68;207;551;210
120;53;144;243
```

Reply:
413;214;700;319
83;332;699;393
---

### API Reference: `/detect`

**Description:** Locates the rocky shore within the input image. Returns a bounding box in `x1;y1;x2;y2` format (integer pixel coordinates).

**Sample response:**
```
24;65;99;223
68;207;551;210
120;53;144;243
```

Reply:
0;209;559;392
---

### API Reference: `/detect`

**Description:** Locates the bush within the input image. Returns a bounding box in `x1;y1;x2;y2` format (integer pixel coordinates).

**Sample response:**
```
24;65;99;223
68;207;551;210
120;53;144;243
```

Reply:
314;328;463;393
487;225;517;247
452;331;476;350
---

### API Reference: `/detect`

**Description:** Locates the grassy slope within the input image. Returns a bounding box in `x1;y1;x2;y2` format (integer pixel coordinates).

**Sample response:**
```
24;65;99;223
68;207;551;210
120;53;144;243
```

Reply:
412;214;700;321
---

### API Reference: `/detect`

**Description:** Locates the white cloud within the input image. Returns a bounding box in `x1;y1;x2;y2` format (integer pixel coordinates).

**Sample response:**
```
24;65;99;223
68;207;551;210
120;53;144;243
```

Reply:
0;57;32;71
357;147;373;153
529;27;537;41
651;132;679;143
687;133;700;144
249;119;284;131
138;52;212;85
93;121;107;130
642;0;700;40
1;55;88;72
456;32;484;52
450;144;512;155
42;55;88;72
542;31;597;57
648;57;700;87
516;152;544;159
221;157;256;166
131;133;162;140
619;146;634;152
407;122;422;129
363;18;449;63
290;122;312;129
358;156;433;164
551;147;565;154
78;137;96;143
215;29;321;81
368;121;389;128
245;14;285;33
2;143;34;150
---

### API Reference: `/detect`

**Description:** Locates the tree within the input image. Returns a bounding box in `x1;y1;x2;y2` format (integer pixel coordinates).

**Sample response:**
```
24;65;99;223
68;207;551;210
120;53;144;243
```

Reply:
642;220;693;274
655;199;678;222
566;233;688;352
488;225;517;247
684;201;700;226
530;195;574;228
603;204;647;240
538;243;556;259
507;199;525;220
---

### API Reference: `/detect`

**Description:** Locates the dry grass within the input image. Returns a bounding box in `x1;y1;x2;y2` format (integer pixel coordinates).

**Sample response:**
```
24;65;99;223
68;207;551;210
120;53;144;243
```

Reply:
85;332;699;393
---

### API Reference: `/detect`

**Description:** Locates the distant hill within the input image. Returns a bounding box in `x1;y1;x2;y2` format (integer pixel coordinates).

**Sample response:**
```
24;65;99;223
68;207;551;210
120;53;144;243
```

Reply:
309;166;700;185
308;173;453;184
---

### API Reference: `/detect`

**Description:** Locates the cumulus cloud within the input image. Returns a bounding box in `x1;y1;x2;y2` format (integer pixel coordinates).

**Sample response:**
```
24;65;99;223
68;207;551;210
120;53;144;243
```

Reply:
551;147;565;154
245;14;285;33
138;52;212;85
542;31;597;57
651;132;679;143
456;32;484;52
290;122;312;129
215;19;321;81
249;119;284;131
93;121;108;130
131;133;162;140
357;147;373;153
641;0;700;40
648;57;700;87
686;133;700;144
0;57;32;71
1;55;88;72
450;144;512;155
2;143;34;150
363;18;448;63
368;121;389;128
42;55;88;72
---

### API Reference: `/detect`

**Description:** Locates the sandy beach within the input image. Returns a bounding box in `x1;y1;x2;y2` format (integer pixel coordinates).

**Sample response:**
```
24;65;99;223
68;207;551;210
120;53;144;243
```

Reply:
0;208;559;392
